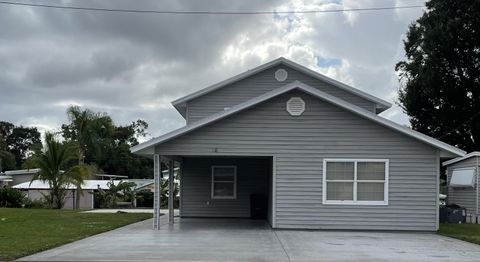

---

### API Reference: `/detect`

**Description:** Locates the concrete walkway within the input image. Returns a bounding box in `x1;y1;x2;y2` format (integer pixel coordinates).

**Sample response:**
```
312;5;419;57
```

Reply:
82;209;180;216
82;208;154;213
19;219;480;262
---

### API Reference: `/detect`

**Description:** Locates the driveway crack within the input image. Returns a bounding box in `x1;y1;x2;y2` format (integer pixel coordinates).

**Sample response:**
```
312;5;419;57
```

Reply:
273;230;292;262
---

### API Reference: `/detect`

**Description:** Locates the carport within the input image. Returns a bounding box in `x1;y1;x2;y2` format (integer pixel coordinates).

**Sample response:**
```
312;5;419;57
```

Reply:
154;155;274;229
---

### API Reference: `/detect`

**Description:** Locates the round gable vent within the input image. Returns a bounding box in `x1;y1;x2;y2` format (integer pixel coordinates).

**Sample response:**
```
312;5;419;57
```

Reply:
286;97;305;116
275;68;288;82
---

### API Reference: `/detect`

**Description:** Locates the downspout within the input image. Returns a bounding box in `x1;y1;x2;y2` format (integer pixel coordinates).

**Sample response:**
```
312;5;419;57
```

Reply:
435;150;440;230
476;157;479;223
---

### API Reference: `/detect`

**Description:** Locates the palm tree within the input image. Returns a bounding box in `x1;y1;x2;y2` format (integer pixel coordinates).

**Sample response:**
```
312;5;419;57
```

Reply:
31;133;92;209
96;180;136;208
65;106;110;208
66;106;95;165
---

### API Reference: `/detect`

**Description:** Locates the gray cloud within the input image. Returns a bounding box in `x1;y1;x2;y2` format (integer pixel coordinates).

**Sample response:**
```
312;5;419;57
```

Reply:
0;0;424;139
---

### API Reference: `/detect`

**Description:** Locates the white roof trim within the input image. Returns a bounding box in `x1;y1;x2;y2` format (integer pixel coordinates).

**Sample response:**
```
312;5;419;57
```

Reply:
443;151;480;166
13;180;121;190
132;81;464;157
171;57;392;117
4;168;40;175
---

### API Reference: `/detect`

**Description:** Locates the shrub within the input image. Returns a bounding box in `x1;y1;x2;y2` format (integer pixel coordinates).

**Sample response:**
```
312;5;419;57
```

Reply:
0;187;27;207
24;198;50;209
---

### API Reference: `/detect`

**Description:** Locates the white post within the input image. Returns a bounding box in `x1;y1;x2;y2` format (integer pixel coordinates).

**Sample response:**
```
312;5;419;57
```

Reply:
153;154;161;230
168;159;175;224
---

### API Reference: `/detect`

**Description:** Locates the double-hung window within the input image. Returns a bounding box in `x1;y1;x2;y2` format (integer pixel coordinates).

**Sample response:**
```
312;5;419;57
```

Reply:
211;166;237;199
323;159;388;205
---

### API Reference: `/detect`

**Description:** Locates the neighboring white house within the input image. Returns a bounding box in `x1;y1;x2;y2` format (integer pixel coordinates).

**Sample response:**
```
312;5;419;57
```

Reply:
13;180;121;209
443;152;480;223
13;179;154;209
0;173;13;186
3;168;40;186
131;57;465;231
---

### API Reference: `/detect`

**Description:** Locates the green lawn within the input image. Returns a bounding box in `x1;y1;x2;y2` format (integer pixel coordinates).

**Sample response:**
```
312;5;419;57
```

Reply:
438;223;480;245
0;208;152;261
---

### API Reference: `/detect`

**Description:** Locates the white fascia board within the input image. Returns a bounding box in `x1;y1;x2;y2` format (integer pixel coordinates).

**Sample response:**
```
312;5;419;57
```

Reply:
132;80;464;157
171;57;391;117
443;152;480;166
4;168;41;175
280;58;392;109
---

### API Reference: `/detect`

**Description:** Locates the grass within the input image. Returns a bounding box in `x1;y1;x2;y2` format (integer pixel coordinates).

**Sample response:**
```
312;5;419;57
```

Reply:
438;223;480;245
0;208;152;261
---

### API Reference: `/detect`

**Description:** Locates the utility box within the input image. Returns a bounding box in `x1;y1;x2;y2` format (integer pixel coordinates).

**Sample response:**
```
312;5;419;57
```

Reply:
440;204;467;224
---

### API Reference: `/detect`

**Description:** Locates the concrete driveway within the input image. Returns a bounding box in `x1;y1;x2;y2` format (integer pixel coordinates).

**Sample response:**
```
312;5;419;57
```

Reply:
19;218;480;262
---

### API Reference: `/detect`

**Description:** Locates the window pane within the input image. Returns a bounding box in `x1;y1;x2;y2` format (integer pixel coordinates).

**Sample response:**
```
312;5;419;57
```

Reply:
213;182;234;197
326;182;353;200
357;182;384;201
326;162;354;180
214;174;235;182
357;162;385;180
214;167;235;176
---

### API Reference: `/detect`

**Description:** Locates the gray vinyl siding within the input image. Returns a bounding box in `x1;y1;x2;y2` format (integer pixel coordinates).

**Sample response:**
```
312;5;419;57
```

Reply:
180;157;269;218
446;157;479;216
157;90;438;231
186;64;376;124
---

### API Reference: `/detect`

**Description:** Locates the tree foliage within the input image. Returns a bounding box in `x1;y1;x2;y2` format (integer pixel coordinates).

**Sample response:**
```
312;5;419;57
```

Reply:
396;0;480;152
0;187;26;208
61;106;152;179
0;121;41;169
95;180;137;208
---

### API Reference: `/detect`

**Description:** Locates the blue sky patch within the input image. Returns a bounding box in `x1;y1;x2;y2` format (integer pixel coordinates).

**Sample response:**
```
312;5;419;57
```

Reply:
316;56;342;67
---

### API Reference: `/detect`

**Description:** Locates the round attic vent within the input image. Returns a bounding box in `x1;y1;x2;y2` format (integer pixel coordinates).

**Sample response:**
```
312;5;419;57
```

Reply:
275;68;288;82
286;97;305;116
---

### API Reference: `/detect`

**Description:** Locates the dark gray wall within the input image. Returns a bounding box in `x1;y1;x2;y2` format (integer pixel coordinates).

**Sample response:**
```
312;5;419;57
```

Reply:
158;90;438;231
181;157;270;218
186;64;376;123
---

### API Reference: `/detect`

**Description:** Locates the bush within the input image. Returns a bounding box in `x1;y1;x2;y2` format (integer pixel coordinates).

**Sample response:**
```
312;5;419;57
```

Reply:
24;198;50;209
136;190;153;208
0;187;27;207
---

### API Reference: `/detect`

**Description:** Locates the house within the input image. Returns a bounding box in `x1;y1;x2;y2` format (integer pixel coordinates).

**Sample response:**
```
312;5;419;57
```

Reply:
13;180;122;209
2;168;40;186
442;152;480;223
131;57;465;231
0;173;12;186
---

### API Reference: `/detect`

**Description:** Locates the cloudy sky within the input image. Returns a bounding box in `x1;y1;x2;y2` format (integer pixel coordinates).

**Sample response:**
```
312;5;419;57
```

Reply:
0;0;426;140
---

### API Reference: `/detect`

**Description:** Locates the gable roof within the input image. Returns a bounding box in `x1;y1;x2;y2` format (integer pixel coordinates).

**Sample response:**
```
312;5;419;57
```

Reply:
172;57;392;118
443;151;480;166
132;81;465;157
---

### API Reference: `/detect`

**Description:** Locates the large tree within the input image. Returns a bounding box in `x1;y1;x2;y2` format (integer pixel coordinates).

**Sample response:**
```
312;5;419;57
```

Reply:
61;107;152;179
396;0;480;152
0;121;41;169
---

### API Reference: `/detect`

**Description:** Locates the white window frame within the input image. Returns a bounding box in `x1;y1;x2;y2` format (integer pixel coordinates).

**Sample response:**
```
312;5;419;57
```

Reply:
322;159;389;206
211;165;237;199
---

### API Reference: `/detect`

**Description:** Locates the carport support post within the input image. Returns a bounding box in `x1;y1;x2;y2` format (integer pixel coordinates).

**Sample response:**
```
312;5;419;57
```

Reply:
168;159;174;224
153;154;161;230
